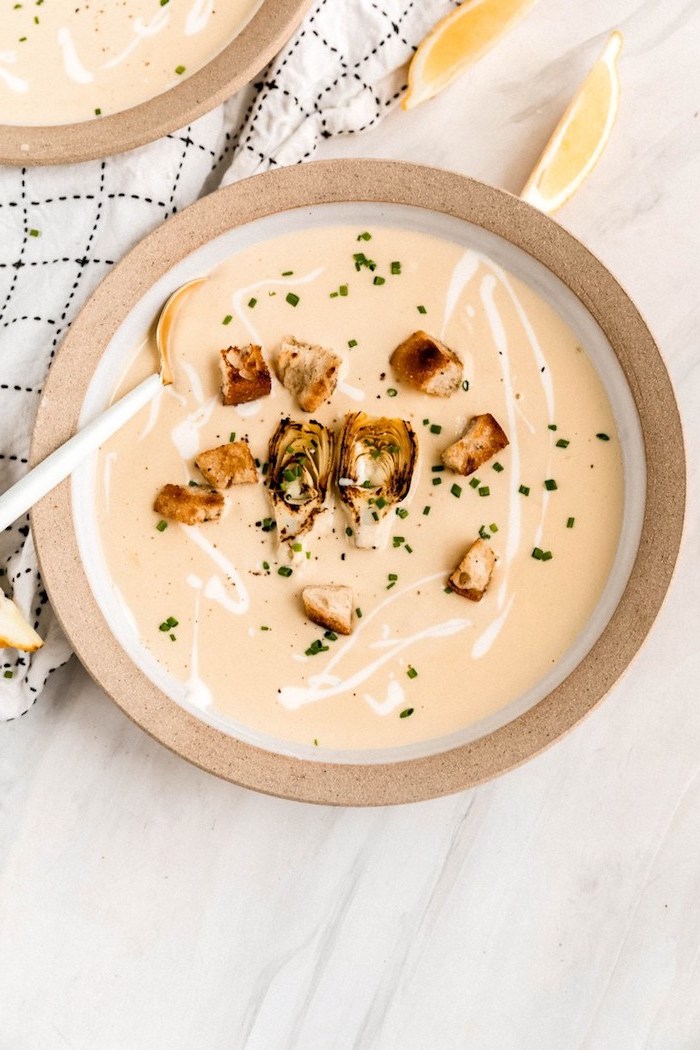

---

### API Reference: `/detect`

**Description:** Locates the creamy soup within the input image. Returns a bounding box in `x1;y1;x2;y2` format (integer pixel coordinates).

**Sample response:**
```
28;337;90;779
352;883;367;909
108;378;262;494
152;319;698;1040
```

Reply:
94;225;624;751
0;0;261;125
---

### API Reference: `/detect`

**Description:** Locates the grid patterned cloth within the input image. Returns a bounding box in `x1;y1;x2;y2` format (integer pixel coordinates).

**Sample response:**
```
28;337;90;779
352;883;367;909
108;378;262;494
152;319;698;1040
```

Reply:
0;0;456;719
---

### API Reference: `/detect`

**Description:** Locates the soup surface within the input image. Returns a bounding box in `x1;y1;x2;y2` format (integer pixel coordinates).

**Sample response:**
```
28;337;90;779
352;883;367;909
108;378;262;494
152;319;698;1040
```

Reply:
94;224;624;751
0;0;261;125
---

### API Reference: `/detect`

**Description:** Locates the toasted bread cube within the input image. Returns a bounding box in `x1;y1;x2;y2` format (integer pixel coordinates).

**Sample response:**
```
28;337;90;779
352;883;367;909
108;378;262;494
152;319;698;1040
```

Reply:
441;413;509;476
448;539;495;601
390;330;463;396
219;344;272;406
196;441;257;489
277;336;341;412
154;484;224;525
302;584;354;636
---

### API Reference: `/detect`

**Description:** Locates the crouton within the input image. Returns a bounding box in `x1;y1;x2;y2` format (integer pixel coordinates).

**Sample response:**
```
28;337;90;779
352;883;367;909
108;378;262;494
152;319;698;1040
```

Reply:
153;484;224;525
390;330;463;396
195;441;257;489
219;344;272;405
302;584;354;636
277;336;341;412
448;539;496;601
441;413;509;476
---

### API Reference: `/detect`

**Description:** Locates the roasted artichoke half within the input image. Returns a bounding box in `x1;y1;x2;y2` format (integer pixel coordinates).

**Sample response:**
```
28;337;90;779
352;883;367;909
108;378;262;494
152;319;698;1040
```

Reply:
267;418;335;542
337;412;418;548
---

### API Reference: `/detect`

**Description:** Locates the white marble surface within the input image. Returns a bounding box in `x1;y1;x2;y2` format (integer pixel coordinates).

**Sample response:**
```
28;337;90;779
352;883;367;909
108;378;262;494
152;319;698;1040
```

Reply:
3;1;700;1046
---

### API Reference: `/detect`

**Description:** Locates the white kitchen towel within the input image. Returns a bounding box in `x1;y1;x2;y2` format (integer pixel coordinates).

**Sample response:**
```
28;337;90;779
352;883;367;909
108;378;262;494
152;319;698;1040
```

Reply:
0;0;456;719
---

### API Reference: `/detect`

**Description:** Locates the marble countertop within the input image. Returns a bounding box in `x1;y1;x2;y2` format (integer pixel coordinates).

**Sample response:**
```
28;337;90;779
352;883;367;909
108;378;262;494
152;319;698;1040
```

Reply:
3;1;700;1046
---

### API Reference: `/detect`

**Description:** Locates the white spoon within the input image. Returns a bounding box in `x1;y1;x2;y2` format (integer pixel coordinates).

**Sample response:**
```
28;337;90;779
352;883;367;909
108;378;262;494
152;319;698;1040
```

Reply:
0;277;205;532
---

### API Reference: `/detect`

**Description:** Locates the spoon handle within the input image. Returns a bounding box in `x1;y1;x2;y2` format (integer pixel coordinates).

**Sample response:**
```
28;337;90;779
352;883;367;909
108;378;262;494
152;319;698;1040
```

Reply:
0;373;162;532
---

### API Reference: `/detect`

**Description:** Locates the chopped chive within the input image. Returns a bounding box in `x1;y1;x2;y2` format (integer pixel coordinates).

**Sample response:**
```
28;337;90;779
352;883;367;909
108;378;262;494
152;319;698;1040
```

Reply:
356;608;363;618
375;497;387;509
387;387;397;397
188;480;199;487
469;477;480;489
278;566;293;577
387;581;396;589
160;0;169;5
159;616;178;631
348;338;358;348
155;520;168;532
430;424;442;435
388;573;398;581
555;439;569;448
422;505;431;516
396;507;409;519
406;665;418;680
519;484;530;496
444;586;453;594
357;231;372;241
3;671;13;679
339;284;349;297
542;550;553;561
330;291;339;298
175;65;186;75
451;484;462;498
391;261;402;275
324;631;338;641
29;228;40;237
479;525;490;540
345;526;353;536
400;707;414;718
405;544;413;553
567;517;575;528
247;297;257;308
431;465;445;472
285;292;300;307
544;479;558;491
492;462;504;473
373;276;385;286
432;477;442;486
548;424;558;431
260;626;271;631
313;738;319;746
94;108;102;115
489;522;499;533
281;270;293;276
222;314;233;325
292;542;303;552
461;380;470;391
596;432;610;441
478;486;490;497
229;431;236;442
532;547;544;560
372;511;379;521
417;305;427;314
262;561;270;570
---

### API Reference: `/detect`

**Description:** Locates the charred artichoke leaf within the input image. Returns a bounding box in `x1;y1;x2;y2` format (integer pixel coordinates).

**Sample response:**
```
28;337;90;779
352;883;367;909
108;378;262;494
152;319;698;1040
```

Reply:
337;412;418;549
267;417;335;542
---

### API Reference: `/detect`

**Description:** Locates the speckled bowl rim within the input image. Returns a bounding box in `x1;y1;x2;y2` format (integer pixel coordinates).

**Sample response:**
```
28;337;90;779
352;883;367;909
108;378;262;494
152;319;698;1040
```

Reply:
0;0;312;167
30;160;685;805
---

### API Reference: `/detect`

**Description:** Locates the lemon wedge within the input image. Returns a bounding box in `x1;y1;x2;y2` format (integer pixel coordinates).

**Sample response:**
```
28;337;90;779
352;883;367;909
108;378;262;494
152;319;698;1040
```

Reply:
0;590;43;652
521;31;622;213
403;0;536;111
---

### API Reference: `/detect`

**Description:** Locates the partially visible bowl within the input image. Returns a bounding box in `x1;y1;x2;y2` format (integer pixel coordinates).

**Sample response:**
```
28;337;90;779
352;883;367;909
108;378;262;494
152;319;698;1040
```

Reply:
0;0;311;166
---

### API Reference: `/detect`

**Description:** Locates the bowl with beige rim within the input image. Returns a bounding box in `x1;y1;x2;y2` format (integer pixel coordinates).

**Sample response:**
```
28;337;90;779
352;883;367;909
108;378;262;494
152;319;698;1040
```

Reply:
0;0;311;166
30;160;684;805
